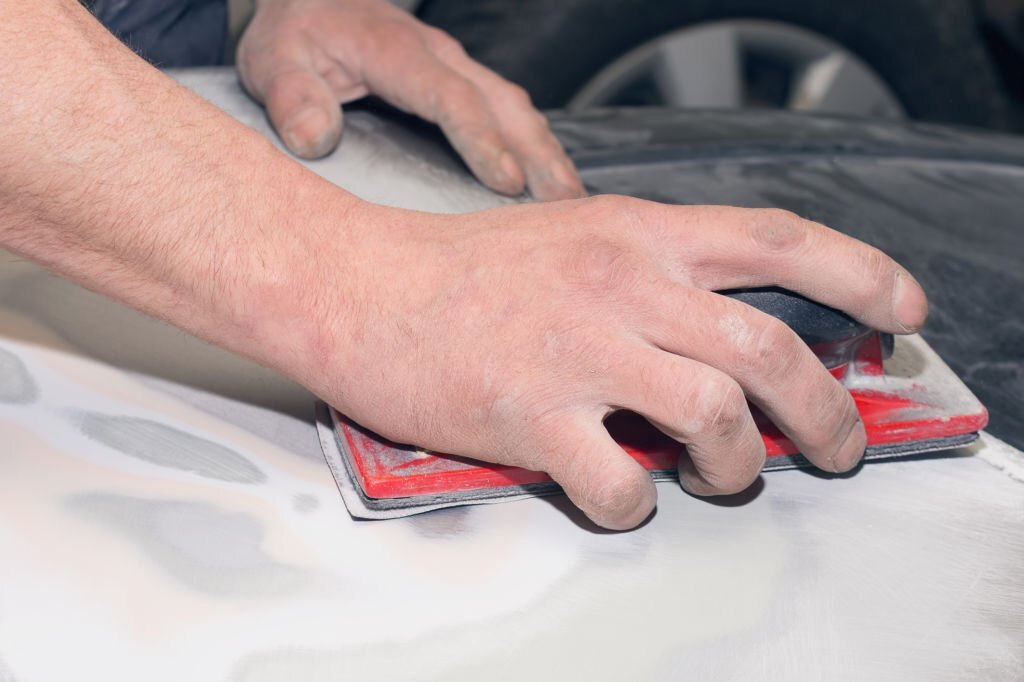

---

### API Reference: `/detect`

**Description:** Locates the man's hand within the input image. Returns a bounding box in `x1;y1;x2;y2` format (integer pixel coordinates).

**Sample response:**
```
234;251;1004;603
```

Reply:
2;1;927;532
271;198;928;530
237;0;584;201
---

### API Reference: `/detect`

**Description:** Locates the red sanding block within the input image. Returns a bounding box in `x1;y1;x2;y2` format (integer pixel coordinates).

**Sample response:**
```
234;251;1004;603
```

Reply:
317;290;987;519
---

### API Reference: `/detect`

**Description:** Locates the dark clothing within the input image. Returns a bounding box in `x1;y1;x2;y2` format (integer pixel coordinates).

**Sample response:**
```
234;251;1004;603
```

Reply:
83;0;229;67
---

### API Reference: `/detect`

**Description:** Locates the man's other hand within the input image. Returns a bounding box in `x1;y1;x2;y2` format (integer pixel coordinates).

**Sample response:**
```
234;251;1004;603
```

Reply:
237;0;585;201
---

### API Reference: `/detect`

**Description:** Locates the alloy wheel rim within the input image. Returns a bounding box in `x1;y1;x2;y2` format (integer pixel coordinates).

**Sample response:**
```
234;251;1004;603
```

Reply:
567;19;905;118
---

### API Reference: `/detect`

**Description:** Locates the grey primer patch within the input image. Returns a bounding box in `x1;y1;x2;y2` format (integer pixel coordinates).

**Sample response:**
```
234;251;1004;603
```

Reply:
80;414;266;484
66;494;304;596
291;494;320;513
0;346;38;404
408;506;472;539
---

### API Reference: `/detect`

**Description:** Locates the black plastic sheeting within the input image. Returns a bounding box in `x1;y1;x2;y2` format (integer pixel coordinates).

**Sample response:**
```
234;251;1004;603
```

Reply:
551;110;1024;450
85;0;228;67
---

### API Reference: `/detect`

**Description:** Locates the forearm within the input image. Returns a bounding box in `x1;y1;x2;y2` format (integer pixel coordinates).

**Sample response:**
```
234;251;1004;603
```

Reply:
0;0;361;379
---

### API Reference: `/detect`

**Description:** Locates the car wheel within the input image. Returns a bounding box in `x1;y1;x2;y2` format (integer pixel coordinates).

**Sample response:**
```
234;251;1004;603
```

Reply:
421;0;1015;128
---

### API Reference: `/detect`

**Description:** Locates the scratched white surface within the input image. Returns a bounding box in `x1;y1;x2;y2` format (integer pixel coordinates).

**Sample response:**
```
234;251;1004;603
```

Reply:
1;69;1023;681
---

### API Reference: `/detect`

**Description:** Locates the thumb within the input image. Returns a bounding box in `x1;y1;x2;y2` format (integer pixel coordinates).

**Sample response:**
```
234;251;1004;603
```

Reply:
535;414;658;531
261;66;343;159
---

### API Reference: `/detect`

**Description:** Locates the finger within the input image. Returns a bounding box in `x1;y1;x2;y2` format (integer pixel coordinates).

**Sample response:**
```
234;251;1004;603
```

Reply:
360;40;526;195
427;34;586;201
669;206;928;334
530;412;657;530
248;63;343;159
608;345;765;496
641;284;867;473
464;74;585;202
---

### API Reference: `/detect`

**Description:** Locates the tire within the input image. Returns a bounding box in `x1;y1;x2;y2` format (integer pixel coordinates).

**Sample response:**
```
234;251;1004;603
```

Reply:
420;0;1016;129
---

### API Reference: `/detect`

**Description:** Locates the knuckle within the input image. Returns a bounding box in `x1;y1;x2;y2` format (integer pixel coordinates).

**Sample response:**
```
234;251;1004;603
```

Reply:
586;193;626;212
423;26;463;53
590;194;648;233
718;310;802;380
686;374;747;439
747;317;803;380
707;379;749;439
503;83;534;109
749;208;808;254
534;114;558;140
439;79;485;121
569;239;639;293
857;246;896;298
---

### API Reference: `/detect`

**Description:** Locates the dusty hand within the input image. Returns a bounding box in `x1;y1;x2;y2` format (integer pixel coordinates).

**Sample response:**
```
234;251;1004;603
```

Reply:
237;0;584;200
281;197;928;530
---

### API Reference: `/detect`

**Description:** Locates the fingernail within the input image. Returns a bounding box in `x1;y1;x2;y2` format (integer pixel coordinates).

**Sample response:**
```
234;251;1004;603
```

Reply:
892;270;928;333
282;106;336;158
830;418;866;473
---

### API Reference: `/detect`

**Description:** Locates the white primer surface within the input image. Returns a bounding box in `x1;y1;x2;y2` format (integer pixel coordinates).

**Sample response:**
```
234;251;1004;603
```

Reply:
0;69;1022;681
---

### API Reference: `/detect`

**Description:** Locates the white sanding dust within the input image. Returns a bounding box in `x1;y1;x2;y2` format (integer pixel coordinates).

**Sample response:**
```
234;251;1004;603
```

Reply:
977;432;1024;483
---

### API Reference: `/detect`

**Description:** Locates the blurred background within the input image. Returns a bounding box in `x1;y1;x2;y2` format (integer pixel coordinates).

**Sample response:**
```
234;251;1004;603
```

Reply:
227;0;1024;131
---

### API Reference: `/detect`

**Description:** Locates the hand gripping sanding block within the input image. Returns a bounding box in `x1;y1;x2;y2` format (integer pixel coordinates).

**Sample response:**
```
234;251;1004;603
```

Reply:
317;290;988;519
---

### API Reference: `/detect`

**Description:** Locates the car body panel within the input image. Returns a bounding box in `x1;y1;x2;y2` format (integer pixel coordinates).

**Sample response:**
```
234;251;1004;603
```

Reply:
1;68;1023;681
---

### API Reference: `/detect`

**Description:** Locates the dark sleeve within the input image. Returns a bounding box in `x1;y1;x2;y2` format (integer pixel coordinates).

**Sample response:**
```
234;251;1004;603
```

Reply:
83;0;229;67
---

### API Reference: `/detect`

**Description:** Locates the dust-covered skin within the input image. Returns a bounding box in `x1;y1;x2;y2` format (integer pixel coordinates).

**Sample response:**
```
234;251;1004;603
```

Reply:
237;0;584;201
292;196;924;528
